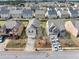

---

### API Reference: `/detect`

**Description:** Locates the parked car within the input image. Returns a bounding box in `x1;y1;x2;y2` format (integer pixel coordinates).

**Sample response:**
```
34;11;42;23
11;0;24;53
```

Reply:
0;36;5;43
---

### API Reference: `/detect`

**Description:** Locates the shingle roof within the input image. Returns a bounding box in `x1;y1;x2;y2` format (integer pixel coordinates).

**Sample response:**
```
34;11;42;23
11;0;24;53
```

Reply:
48;8;57;15
48;19;65;31
72;20;79;30
35;9;46;14
22;8;32;15
61;8;69;13
26;18;40;30
0;9;9;14
0;6;9;14
5;20;21;29
10;9;22;14
69;7;78;15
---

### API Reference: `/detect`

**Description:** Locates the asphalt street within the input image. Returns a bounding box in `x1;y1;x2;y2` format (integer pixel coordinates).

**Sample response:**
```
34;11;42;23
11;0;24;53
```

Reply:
0;50;79;59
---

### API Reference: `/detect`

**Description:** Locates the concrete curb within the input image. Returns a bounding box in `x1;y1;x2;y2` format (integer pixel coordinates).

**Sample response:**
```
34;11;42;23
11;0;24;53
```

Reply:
62;47;79;50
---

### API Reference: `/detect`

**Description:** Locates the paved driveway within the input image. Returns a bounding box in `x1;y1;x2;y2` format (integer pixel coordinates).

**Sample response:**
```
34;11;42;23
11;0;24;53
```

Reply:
24;38;36;51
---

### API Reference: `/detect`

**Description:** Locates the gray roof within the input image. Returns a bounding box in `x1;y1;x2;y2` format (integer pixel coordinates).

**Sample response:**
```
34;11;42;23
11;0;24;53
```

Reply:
35;9;46;14
26;18;40;30
0;6;9;14
56;8;62;11
69;7;78;15
60;8;69;15
0;9;9;14
48;8;57;15
49;19;65;31
16;7;23;10
5;20;21;29
10;9;22;14
72;20;79;29
0;6;8;10
22;8;32;15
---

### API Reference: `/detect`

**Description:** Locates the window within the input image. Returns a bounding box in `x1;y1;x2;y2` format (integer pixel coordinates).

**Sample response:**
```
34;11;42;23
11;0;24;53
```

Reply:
28;30;33;33
29;31;30;33
32;30;33;33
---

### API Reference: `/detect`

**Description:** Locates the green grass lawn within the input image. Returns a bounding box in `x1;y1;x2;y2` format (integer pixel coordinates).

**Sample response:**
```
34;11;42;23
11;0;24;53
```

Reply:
40;21;47;36
0;21;6;26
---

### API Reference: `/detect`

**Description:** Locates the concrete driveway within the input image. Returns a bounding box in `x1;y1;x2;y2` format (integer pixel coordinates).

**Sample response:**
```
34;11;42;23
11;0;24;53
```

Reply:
24;38;36;51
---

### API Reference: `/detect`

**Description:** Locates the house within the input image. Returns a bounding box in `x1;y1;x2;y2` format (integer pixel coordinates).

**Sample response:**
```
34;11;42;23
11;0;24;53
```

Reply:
55;7;62;18
46;19;67;37
65;20;79;37
4;20;24;39
55;7;70;18
0;7;10;20
22;8;33;19
46;21;59;36
76;8;79;17
46;20;62;51
45;7;58;19
7;6;16;11
0;6;2;11
59;8;70;18
26;18;40;38
10;9;22;18
69;7;79;18
60;8;70;18
35;9;46;19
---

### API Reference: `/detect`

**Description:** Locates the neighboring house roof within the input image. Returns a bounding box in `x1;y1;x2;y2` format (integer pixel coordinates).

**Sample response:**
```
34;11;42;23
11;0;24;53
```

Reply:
69;7;78;17
8;6;16;11
48;8;57;15
10;9;22;15
61;8;69;14
72;20;79;30
0;9;9;14
0;6;8;10
45;7;57;17
26;18;40;30
35;9;46;14
0;6;9;14
55;7;62;17
55;7;62;12
8;6;23;10
16;7;24;10
22;8;32;16
5;20;21;29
